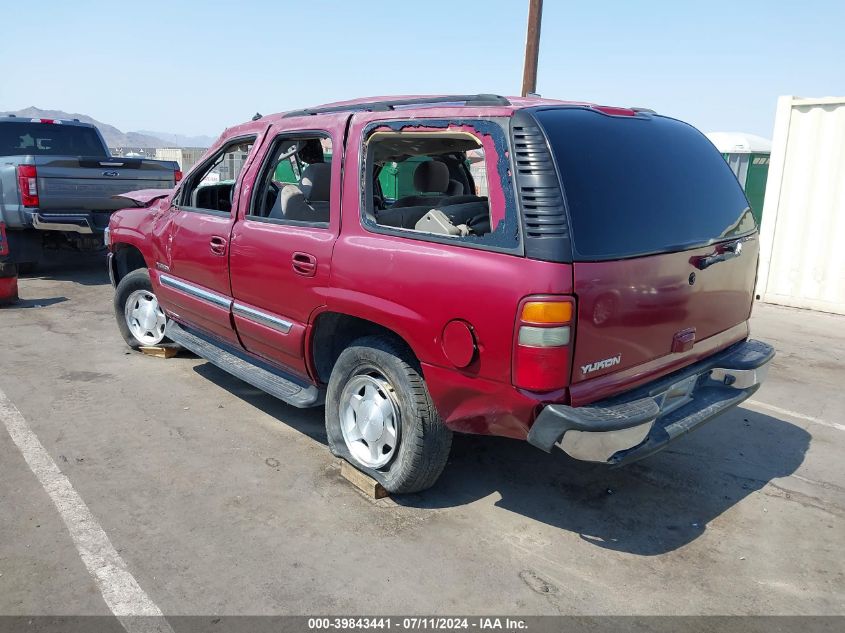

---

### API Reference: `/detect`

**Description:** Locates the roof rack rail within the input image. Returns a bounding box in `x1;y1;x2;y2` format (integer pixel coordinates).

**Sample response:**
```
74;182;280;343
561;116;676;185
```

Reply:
283;94;511;118
630;106;657;114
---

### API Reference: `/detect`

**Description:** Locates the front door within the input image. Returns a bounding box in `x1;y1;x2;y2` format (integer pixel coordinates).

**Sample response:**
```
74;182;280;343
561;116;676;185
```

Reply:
156;135;260;343
229;127;341;378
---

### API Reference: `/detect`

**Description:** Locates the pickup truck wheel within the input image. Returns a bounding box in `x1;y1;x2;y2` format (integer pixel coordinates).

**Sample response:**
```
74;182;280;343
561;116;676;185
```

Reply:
114;268;170;349
326;336;452;494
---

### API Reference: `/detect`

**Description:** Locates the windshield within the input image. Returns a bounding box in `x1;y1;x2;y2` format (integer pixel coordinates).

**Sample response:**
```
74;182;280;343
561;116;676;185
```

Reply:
534;108;755;260
0;122;108;157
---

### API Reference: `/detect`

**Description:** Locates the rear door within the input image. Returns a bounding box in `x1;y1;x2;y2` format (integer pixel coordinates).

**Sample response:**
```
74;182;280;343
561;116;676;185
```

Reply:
532;108;758;403
155;134;261;344
228;121;344;378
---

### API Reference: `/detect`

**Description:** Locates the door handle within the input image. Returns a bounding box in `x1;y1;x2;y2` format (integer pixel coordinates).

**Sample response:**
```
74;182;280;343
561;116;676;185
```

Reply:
292;251;317;277
209;236;227;256
691;240;743;270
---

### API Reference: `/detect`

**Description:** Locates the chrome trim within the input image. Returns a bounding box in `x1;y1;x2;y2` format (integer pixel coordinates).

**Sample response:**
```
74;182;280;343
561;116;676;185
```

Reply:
232;302;293;334
710;363;770;389
558;421;654;462
32;214;93;234
106;252;116;287
158;274;232;309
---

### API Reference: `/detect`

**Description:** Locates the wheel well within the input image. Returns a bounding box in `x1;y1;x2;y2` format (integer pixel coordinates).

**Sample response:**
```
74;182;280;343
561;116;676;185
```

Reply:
311;312;417;384
112;244;147;284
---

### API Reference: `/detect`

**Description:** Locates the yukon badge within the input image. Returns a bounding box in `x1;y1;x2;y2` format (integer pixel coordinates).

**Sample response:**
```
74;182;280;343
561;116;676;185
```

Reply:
581;354;622;375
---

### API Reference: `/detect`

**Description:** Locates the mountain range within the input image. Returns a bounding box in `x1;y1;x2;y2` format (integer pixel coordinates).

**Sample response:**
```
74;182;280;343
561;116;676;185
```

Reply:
0;107;213;148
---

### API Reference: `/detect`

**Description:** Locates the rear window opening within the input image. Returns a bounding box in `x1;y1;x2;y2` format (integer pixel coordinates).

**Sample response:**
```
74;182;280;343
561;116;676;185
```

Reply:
533;108;756;260
365;131;492;238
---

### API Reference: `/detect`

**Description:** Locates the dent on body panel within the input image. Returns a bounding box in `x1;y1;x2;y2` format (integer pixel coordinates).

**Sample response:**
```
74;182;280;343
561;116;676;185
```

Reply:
360;118;520;249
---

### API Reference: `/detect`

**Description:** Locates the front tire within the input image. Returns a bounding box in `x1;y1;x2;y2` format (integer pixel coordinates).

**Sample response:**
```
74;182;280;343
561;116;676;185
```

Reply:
325;336;452;494
113;268;171;349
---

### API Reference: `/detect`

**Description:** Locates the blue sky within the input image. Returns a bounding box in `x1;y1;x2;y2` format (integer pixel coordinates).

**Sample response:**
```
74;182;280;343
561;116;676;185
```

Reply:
1;0;841;139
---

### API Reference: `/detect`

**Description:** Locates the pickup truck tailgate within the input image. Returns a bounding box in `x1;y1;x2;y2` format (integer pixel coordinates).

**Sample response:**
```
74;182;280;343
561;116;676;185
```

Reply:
36;157;175;211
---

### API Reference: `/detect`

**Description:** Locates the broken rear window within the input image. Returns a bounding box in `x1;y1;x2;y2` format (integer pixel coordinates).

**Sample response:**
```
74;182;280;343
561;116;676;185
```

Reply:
365;129;493;239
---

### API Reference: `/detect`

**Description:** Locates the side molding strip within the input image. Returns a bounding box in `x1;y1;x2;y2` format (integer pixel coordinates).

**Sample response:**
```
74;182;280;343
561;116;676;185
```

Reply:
232;303;293;334
159;274;232;309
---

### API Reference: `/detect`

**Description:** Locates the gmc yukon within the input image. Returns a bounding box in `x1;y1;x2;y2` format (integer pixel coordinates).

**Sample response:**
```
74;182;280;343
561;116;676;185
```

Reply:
106;94;773;493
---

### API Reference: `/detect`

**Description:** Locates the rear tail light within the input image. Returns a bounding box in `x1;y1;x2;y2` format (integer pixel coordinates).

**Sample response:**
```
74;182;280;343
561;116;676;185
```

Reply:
174;169;183;183
592;105;637;117
0;222;8;257
16;165;39;207
512;296;576;392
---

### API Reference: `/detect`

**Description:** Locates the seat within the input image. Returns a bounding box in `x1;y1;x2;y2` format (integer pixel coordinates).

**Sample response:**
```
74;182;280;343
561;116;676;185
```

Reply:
269;163;331;222
391;160;450;208
446;179;464;196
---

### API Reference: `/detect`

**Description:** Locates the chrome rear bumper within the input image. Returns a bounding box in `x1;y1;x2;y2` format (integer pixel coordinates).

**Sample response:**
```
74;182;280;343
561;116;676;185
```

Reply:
32;213;93;234
528;339;775;464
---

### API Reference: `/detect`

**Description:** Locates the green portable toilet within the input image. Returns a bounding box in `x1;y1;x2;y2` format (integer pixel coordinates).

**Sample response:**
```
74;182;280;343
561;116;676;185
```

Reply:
706;132;772;226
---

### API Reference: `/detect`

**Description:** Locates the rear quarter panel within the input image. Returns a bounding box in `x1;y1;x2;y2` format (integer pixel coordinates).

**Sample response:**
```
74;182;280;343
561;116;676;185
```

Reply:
329;108;574;438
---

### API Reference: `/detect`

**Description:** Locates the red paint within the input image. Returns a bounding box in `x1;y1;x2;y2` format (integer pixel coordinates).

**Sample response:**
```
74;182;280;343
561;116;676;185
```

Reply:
0;223;17;305
107;95;760;441
591;105;637;117
441;320;476;368
570;239;758;390
0;276;17;305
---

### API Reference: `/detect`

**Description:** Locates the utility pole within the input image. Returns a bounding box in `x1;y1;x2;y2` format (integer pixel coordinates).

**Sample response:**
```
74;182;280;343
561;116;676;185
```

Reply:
521;0;543;96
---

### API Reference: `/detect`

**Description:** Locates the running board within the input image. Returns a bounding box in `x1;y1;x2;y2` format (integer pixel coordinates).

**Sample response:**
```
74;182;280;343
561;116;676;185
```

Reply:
166;321;324;408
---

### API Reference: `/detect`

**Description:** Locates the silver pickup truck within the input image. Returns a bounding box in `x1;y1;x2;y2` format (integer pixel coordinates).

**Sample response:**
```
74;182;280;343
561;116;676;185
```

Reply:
0;116;178;267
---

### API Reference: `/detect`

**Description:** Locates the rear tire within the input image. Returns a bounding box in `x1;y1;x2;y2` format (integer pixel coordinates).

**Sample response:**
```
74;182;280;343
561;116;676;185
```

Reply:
114;268;172;349
325;335;452;494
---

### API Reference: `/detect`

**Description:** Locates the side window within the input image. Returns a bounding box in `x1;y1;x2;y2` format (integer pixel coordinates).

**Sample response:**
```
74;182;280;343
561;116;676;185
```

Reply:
366;129;493;238
180;137;255;213
249;134;332;226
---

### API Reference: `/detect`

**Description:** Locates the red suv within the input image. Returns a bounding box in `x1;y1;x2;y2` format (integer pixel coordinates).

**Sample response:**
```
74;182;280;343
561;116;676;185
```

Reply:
107;94;773;493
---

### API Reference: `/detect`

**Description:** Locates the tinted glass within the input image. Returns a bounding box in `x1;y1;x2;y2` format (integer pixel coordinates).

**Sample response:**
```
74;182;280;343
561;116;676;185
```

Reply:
0;123;107;157
534;108;754;260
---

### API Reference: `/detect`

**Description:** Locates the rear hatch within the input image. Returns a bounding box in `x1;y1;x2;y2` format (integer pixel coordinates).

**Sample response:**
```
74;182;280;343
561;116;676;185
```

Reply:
532;108;758;403
35;157;176;211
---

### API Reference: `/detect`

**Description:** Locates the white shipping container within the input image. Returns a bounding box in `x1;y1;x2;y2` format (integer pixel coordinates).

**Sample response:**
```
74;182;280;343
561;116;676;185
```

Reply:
757;96;845;315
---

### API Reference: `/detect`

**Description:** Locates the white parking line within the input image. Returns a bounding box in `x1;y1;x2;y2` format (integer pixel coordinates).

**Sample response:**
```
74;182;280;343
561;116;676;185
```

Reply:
0;388;173;633
745;399;845;432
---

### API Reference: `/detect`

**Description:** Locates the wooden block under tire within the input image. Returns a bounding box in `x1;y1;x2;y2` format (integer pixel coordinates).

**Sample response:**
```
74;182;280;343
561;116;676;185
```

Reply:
139;345;180;359
340;460;389;499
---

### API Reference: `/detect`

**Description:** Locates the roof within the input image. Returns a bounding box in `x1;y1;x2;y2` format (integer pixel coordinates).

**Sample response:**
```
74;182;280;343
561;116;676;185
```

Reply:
706;132;772;154
254;94;596;125
223;94;650;138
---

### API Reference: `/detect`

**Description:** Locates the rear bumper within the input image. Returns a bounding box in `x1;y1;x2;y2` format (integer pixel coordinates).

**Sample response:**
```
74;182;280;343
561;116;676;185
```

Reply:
527;339;774;464
31;213;95;234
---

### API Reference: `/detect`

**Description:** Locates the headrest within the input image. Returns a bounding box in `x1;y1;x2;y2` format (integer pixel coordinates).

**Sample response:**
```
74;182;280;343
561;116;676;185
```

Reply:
412;160;450;193
300;163;331;201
